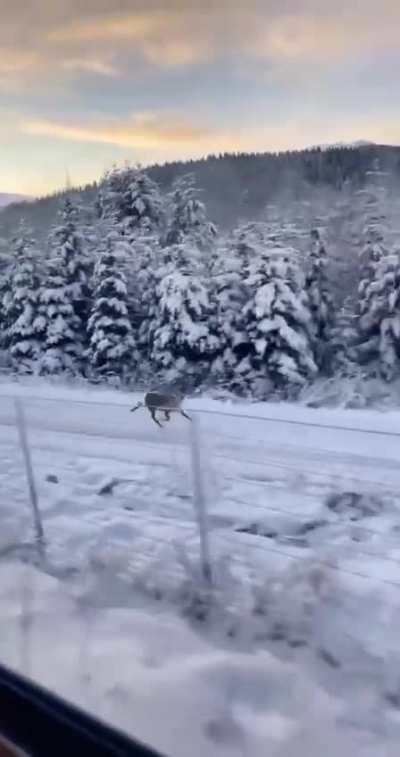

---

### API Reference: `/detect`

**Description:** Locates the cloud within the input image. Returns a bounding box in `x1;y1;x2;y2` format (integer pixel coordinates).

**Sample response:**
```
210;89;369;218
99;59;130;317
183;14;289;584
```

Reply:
0;47;119;89
43;2;400;71
4;0;400;199
0;49;46;92
0;49;40;75
2;0;400;91
61;57;119;76
48;11;216;68
22;112;222;150
7;102;400;197
250;10;400;64
22;109;400;160
50;13;164;43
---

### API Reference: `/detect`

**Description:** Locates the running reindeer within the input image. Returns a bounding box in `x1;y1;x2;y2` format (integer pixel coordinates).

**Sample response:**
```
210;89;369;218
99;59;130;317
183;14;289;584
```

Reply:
130;390;192;428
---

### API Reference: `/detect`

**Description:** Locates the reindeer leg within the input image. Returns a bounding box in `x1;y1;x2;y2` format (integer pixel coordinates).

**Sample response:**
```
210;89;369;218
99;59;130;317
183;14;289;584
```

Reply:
150;408;163;428
180;409;192;421
130;402;143;413
164;410;171;422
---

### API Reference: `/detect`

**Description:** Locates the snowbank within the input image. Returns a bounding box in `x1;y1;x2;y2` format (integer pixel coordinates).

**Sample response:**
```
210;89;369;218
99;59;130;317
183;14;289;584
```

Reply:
3;562;397;757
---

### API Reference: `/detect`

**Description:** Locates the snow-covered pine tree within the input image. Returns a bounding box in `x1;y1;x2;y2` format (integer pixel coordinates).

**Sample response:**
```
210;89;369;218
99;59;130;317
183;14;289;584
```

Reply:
265;201;309;251
99;166;165;239
164;174;217;262
97;166;165;368
358;249;400;380
357;164;393;370
358;200;388;291
210;223;263;388
376;250;400;381
135;241;160;372
330;297;359;377
241;243;317;397
327;181;360;316
38;253;84;375
149;248;219;387
0;241;12;351
136;221;205;375
305;228;334;371
3;223;44;372
121;168;166;238
144;176;219;385
72;195;99;274
53;197;92;330
357;161;389;273
88;230;136;383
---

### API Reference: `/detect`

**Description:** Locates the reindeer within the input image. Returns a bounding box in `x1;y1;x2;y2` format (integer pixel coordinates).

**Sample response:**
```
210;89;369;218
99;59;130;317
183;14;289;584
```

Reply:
130;390;192;428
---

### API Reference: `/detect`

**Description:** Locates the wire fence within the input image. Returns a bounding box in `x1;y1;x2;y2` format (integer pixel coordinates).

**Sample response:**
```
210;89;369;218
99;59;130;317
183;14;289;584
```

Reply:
2;386;400;435
2;394;400;593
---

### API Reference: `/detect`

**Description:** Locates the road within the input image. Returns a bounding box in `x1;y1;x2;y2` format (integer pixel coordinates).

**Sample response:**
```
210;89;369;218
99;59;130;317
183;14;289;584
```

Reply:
0;382;400;591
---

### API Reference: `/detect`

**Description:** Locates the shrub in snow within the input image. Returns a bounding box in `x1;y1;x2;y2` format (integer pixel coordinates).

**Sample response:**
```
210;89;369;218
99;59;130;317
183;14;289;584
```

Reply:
88;231;136;382
3;224;44;371
325;491;385;520
252;559;333;648
38;254;84;375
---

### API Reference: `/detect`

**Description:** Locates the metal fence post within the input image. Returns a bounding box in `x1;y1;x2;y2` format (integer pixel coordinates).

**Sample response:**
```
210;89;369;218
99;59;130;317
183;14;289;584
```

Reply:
189;413;212;585
19;563;34;677
14;398;45;558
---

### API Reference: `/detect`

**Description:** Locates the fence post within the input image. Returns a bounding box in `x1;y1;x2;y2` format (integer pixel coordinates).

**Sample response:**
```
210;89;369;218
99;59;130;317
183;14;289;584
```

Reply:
189;413;212;585
19;563;34;677
14;399;45;559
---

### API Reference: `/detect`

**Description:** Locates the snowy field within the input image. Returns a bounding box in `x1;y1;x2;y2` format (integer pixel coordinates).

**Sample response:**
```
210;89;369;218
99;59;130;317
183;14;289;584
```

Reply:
2;378;400;754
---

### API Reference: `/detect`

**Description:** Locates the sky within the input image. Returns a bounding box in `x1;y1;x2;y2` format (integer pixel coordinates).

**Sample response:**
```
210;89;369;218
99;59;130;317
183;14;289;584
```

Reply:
1;0;400;196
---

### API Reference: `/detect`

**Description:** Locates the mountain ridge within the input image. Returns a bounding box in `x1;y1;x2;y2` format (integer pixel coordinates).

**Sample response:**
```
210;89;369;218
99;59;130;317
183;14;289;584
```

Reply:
1;142;400;238
0;192;32;208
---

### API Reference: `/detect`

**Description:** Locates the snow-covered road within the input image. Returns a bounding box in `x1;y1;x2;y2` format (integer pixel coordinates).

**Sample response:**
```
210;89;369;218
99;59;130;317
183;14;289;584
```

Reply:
1;380;400;587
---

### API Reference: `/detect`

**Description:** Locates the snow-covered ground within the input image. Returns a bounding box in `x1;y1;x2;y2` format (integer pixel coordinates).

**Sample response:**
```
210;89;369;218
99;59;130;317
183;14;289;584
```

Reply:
1;377;400;755
3;562;389;757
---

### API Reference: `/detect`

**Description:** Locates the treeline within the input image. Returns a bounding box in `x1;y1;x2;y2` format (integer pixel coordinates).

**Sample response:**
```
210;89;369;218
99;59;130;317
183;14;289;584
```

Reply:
3;143;400;240
0;163;399;397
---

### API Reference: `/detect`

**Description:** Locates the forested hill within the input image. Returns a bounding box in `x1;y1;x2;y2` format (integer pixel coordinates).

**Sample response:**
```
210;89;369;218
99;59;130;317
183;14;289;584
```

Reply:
2;142;400;240
0;193;31;209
